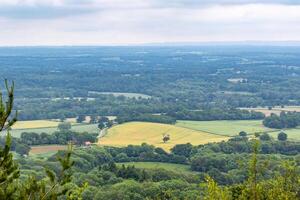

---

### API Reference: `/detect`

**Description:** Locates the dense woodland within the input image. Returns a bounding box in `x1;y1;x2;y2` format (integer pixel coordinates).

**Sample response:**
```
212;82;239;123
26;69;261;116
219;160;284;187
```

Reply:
263;112;300;129
1;46;300;122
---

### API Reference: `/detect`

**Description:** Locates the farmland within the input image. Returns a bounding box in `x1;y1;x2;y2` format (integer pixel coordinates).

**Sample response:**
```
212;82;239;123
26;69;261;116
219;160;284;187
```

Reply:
176;120;273;136
98;122;229;150
269;128;300;141
241;106;300;116
117;162;195;174
29;145;67;159
12;120;61;129
8;120;99;138
30;145;67;155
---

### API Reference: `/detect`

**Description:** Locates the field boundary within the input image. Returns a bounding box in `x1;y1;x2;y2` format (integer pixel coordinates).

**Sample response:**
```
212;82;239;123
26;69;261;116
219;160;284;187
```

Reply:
175;124;235;137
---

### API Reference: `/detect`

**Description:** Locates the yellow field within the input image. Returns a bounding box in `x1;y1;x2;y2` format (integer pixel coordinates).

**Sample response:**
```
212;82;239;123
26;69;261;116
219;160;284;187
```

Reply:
12;120;61;129
98;122;229;150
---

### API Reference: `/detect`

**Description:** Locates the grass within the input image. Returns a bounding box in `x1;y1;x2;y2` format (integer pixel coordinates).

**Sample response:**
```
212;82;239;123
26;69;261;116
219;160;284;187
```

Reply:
12;120;61;129
176;120;274;136
98;122;229;150
9;123;99;138
117;162;196;174
269;128;300;141
29;145;67;159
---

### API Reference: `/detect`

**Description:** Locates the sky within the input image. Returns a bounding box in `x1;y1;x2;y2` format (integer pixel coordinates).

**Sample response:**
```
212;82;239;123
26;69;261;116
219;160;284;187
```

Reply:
1;0;300;46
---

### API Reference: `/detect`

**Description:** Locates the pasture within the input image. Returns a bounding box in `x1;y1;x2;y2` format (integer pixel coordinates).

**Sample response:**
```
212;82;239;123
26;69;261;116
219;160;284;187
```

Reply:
30;145;67;155
12;120;60;129
98;122;228;150
269;129;300;141
176;120;274;136
117;162;195;174
8;122;99;138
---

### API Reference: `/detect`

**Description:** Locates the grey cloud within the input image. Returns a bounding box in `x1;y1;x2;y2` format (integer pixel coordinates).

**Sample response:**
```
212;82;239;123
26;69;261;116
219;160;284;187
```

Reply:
0;5;99;19
1;0;300;20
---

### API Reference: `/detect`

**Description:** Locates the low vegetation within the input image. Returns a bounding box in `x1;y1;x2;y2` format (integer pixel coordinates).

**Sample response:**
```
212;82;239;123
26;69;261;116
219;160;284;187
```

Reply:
176;120;273;136
99;122;228;150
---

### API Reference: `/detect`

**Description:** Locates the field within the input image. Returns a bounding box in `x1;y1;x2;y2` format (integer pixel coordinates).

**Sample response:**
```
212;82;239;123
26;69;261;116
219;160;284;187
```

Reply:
269;129;300;141
12;120;61;129
98;122;229;150
117;162;195;174
88;91;151;99
241;106;300;116
176;120;273;136
8;122;99;138
29;145;67;159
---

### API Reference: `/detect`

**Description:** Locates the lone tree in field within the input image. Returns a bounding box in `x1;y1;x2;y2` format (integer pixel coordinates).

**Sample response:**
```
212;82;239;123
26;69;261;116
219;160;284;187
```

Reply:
278;131;287;141
162;134;170;143
239;131;247;137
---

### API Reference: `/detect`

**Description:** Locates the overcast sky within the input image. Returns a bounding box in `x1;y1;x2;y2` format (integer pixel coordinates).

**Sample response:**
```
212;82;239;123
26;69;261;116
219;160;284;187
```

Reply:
1;0;300;46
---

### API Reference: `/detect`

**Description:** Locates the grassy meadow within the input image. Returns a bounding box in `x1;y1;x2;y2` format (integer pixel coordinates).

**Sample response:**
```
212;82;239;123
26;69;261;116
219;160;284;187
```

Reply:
117;162;195;174
269;128;300;141
12;120;61;129
176;120;274;136
9;121;99;138
98;122;229;150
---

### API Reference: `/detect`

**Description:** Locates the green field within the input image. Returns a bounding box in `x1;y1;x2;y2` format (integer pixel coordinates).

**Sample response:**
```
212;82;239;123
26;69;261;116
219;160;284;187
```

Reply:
117;162;195;174
176;120;275;136
9;123;99;138
269;128;300;141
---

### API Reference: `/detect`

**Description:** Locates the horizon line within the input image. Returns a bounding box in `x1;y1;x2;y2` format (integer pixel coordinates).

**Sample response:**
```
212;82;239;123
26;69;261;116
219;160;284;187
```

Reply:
2;40;300;47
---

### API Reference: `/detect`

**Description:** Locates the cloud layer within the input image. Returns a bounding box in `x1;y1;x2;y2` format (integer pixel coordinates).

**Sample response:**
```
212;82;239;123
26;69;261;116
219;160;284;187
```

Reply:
0;0;300;45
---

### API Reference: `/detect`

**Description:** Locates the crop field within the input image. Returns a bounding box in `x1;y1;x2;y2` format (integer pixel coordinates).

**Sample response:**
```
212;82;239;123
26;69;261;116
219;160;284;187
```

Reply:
12;120;60;129
241;106;300;116
176;120;274;136
29;145;67;155
117;162;196;174
8;123;99;138
98;122;229;150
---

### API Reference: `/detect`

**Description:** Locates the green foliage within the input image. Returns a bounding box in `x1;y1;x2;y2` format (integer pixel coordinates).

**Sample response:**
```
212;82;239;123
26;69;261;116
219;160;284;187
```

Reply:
278;131;288;141
58;122;72;131
20;130;97;146
263;112;300;129
0;81;84;199
259;133;271;141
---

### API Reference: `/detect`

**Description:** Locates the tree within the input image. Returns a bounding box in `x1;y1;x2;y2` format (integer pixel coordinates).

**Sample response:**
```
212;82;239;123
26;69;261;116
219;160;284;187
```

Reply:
15;143;30;156
76;115;85;123
278;131;287;141
259;133;271;141
239;131;247;137
171;143;193;157
0;80;84;199
0;80;19;199
90;115;98;124
58;122;72;131
254;132;260;138
162;134;170;143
